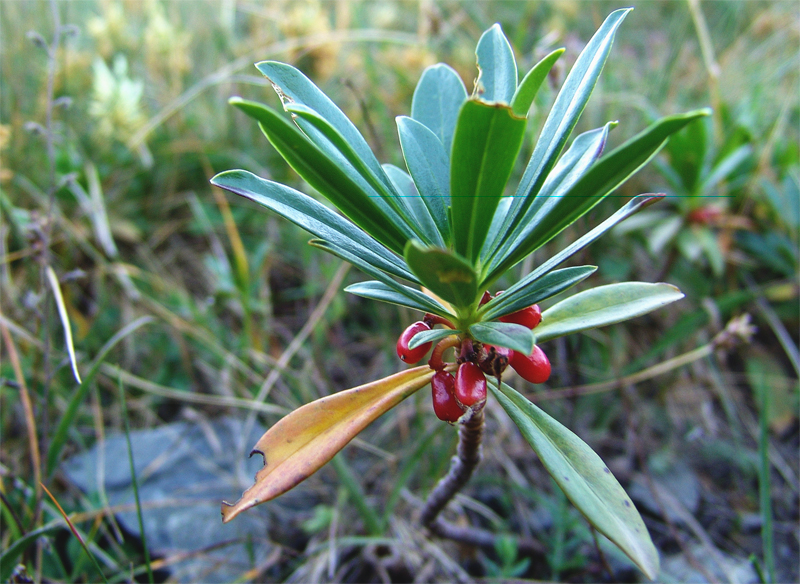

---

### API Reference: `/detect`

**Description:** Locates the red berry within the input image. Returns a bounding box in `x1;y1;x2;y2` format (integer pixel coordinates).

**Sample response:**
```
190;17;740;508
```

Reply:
454;362;487;407
510;345;551;384
500;304;542;329
396;321;432;364
479;291;492;305
431;371;464;422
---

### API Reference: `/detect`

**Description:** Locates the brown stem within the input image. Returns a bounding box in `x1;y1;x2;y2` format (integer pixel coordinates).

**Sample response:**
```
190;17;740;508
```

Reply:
420;408;484;528
419;407;546;557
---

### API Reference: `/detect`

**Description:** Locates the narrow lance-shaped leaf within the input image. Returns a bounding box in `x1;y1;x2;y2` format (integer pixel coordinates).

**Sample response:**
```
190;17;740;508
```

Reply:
511;48;565;116
404;241;478;311
382;163;444;247
484;122;613;273
409;328;462;350
257;61;388;185
468;321;535;355
344;280;453;318
211;169;417;283
489;379;660;579
396;117;452;243
474;23;517;103
479;266;597;321
482;194;665;292
411;63;468;154
450;100;526;262
309;239;452;318
535;282;685;343
483;108;711;284
499;8;632;241
222;366;435;523
230;98;410;254
285;103;431;244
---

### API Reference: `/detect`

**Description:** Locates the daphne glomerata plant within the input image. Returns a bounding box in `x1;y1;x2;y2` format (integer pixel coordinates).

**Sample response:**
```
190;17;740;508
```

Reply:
212;8;709;578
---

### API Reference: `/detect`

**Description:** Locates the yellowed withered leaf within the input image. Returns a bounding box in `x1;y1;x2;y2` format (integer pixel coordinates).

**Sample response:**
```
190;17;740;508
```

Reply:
222;365;435;522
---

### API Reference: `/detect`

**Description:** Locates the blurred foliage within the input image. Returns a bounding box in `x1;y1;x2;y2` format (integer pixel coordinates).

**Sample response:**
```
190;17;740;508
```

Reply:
1;1;797;582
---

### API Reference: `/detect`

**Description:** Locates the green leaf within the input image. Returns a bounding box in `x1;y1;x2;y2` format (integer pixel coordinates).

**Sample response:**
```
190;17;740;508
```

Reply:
409;327;461;350
256;61;384;180
502;9;632;236
475;23;517;104
485;122;613;273
468;321;535;355
1;524;62;582
510;109;711;263
411;63;468;154
511;48;565;116
480;266;597;321
534;282;685;343
404;241;478;310
450;100;527;262
309;239;451;317
211;169;417;283
484;109;711;284
229;97;411;254
285;103;431;243
699;143;752;195
396;116;451;243
382;163;444;247
222;366;435;523
488;380;659;579
483;194;665;290
344;280;452;318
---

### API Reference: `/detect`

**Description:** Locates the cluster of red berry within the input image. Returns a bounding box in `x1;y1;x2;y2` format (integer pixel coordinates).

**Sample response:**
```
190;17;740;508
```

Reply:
395;293;551;423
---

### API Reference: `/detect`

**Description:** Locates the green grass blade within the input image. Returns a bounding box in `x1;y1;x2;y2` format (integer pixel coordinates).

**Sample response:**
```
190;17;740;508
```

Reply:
0;523;61;582
119;379;154;584
331;454;382;536
47;316;155;476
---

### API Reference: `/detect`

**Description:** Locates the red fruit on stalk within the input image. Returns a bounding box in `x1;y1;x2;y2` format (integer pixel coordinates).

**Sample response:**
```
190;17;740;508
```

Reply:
500;304;542;329
510;345;551;384
431;371;464;422
396;321;432;364
454;362;487;407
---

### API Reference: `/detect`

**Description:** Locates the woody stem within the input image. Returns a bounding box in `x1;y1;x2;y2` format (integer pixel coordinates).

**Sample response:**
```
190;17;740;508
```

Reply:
420;407;484;529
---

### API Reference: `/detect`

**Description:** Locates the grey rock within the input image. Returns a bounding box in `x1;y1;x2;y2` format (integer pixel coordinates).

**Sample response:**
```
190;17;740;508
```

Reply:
62;416;289;583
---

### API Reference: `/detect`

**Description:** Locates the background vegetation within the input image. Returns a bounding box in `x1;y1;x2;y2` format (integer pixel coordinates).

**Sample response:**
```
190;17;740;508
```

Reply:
1;0;797;582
